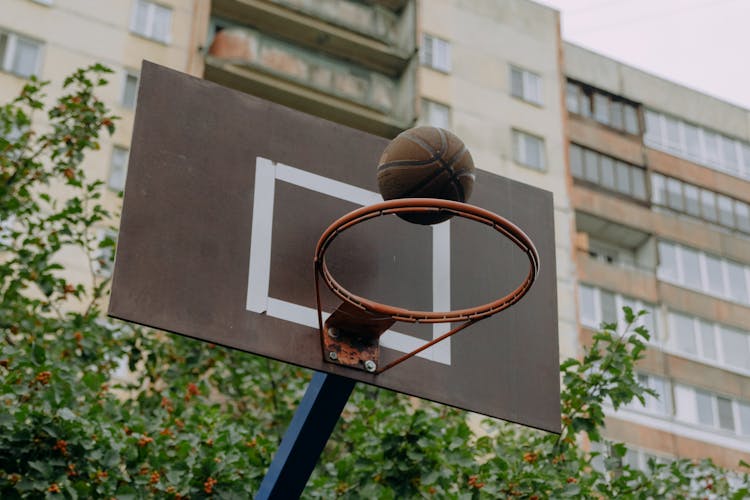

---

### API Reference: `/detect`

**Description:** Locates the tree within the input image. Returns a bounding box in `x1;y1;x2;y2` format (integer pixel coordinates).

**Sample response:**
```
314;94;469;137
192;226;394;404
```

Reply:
1;66;748;498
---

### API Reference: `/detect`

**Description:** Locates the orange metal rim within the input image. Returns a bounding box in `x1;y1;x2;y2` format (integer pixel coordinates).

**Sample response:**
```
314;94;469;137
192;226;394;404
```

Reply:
314;198;540;323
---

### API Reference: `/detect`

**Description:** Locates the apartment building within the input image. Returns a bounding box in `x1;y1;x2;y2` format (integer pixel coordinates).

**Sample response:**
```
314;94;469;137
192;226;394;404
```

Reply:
565;42;750;469
1;0;202;279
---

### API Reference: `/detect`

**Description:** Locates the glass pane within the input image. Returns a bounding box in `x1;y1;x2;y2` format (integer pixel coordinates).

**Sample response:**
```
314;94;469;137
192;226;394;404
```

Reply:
566;83;579;113
644;110;661;145
594;93;609;125
666;177;684;211
600;156;615;189
649;376;668;415
665;116;681;150
704;131;720;165
683;184;701;217
569;144;583;178
684;123;701;159
122;73;138;109
742;143;750;179
631;168;646;200
736;201;750;233
434;38;450;71
704;255;725;296
671;312;696;355
0;33;8;69
525;72;542;104
510;67;524;99
420;35;432;65
700;189;717;221
695;390;714;426
579;91;592;118
133;0;150;35
108;147;129;191
610;101;623;130
641;304;656;341
579;285;597;326
152;5;172;42
721;326;750;370
624;105;639;134
584;149;598;182
651;173;666;205
681;247;702;289
726;261;749;304
525;134;543;170
717;195;735;228
698;320;717;360
600;290;617;325
615;162;630;195
658;241;678;281
11;38;39;78
740;403;750;436
716;397;735;431
721;136;739;174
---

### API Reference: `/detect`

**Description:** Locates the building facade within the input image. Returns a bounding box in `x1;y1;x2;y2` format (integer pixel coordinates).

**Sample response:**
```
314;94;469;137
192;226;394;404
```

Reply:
2;0;749;472
565;42;750;469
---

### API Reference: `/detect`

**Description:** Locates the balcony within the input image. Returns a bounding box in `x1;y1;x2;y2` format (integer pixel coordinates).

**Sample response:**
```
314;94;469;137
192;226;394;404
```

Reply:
211;0;415;76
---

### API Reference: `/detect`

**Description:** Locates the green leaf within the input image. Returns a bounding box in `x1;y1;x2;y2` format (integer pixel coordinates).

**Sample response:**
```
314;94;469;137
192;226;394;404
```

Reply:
58;407;76;421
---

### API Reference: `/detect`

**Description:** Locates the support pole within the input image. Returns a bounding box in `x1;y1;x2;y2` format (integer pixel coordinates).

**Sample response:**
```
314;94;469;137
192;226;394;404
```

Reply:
255;371;356;499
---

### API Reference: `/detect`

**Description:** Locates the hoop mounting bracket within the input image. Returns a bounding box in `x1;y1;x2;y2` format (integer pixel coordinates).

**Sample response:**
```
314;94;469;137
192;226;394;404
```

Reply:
322;302;395;373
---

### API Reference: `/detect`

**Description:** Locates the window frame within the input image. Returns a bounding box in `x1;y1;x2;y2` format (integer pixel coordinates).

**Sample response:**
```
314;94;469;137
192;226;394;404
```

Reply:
420;33;451;73
512;129;545;171
0;29;43;78
509;65;543;106
130;0;173;44
420;98;451;129
108;145;129;192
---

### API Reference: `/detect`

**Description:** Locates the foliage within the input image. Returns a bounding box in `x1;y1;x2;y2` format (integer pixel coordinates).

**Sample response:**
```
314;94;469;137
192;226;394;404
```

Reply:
0;67;748;498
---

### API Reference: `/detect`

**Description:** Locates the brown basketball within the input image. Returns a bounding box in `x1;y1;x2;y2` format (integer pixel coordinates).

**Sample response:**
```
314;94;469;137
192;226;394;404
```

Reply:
377;126;475;225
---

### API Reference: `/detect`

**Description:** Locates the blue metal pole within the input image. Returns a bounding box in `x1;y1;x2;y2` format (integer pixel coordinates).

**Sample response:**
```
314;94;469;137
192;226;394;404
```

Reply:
255;371;356;499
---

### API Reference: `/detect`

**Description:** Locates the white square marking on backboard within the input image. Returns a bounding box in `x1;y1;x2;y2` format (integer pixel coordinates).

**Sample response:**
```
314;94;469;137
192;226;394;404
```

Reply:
246;157;452;365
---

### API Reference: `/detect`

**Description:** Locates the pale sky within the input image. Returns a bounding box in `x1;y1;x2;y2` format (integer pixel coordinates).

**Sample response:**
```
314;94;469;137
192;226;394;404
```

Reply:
537;0;750;110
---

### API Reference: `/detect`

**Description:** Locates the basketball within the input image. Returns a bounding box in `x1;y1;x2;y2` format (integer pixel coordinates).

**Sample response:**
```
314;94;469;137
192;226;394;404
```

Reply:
377;126;475;225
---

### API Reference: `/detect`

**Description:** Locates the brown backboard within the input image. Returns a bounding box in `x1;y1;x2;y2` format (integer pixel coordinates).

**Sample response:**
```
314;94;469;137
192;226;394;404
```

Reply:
108;62;561;433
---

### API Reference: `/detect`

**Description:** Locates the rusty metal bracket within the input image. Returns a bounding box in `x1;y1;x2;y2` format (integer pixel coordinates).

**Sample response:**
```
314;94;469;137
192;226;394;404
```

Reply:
321;302;394;373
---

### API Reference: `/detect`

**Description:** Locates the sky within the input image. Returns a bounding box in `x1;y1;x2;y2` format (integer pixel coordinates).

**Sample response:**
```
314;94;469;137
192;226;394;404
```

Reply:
536;0;750;109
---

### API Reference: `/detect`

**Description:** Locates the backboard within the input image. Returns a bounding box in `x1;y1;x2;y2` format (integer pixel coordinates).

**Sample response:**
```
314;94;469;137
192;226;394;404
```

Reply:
108;62;560;433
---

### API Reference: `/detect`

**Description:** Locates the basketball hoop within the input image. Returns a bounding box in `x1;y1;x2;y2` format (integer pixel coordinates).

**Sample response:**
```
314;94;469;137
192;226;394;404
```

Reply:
314;198;539;374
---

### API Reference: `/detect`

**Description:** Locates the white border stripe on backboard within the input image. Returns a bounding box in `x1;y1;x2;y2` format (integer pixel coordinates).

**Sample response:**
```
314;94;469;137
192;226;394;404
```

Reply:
246;158;276;313
431;221;452;364
275;163;382;206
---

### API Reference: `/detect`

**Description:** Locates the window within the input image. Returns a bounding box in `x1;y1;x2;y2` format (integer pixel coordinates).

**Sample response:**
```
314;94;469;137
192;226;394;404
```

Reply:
131;0;172;43
570;144;647;200
674;384;750;435
92;229;117;277
578;284;657;338
644;109;750;181
109;146;129;191
0;30;42;78
509;66;542;105
565;82;579;114
658;240;750;305
420;34;450;72
667;309;750;373
566;80;640;135
512;130;544;171
121;71;139;109
650;173;750;235
420;99;450;129
624;373;670;415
